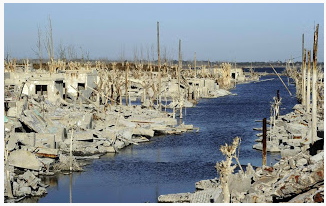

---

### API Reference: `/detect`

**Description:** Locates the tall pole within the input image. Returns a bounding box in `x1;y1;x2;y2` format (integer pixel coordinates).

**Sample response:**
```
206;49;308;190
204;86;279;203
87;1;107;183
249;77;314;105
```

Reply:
157;21;161;110
194;52;197;79
301;34;304;103
312;24;319;144
178;39;181;96
157;22;161;68
179;39;182;69
125;62;129;106
262;118;267;166
306;51;311;113
302;49;306;106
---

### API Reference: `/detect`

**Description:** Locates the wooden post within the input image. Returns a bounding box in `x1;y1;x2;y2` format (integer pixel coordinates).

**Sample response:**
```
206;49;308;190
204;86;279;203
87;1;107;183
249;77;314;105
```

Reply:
306;50;311;112
125;62;129;106
302;49;306;106
262;118;267;166
312;24;319;144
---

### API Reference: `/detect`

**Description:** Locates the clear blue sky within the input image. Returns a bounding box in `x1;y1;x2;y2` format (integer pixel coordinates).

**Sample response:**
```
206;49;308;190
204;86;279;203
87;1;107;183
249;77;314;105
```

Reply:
4;3;324;62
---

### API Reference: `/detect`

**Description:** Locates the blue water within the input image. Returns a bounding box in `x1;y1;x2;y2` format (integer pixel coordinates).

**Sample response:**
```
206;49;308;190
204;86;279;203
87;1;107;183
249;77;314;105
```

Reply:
37;74;297;203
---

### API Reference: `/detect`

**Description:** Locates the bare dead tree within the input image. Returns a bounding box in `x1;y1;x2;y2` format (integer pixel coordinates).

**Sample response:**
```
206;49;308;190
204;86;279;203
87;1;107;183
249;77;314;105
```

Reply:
32;26;43;69
133;46;138;65
163;46;167;65
67;45;77;61
44;15;54;62
85;50;90;61
146;45;150;70
140;44;144;64
80;46;84;62
5;47;11;63
119;44;125;66
57;41;66;61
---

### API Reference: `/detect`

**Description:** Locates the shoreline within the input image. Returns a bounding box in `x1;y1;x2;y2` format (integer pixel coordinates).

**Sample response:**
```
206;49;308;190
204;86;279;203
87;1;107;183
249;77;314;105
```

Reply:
157;102;324;203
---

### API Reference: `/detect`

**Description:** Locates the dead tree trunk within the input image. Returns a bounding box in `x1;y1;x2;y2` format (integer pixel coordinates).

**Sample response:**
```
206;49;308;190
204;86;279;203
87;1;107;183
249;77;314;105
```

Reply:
215;137;242;203
312;24;319;144
302;48;307;106
306;51;311;112
157;21;162;110
125;62;129;106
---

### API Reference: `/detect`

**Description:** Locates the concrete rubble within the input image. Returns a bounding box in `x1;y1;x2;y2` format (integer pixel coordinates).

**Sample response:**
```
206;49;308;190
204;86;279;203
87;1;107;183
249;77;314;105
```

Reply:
4;58;259;202
158;143;324;203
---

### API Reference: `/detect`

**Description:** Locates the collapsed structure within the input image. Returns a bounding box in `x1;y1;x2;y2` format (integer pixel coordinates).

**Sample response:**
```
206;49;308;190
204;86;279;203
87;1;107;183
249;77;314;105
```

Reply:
4;49;259;202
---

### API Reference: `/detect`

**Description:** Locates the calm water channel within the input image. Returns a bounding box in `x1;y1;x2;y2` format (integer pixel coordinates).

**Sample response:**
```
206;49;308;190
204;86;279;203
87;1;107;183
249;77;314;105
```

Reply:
33;72;297;203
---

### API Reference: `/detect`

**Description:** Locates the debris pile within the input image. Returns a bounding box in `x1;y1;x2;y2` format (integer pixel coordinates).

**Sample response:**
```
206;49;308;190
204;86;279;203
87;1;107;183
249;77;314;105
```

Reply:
4;55;258;202
158;138;324;203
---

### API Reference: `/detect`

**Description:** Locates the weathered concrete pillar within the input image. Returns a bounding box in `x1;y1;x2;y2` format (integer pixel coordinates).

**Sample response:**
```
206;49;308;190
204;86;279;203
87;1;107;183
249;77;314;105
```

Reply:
262;118;267;166
306;51;311;113
302;49;306;106
311;24;319;144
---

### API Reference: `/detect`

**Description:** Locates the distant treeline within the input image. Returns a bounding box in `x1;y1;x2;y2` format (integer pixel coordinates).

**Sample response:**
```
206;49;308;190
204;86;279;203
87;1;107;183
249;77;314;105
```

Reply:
8;58;324;69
